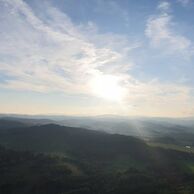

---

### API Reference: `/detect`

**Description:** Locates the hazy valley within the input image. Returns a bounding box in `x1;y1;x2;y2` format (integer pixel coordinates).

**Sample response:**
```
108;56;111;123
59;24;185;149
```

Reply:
0;115;194;194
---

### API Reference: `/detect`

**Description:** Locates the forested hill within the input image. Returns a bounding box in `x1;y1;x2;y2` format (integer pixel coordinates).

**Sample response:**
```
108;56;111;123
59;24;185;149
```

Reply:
0;123;148;160
1;123;194;193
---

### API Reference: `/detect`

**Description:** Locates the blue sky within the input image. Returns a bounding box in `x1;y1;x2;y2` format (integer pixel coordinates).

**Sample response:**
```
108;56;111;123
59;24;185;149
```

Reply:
0;0;194;117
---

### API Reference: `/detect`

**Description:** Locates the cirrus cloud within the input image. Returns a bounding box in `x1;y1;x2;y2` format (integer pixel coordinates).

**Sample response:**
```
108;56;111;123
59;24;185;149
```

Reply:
0;0;194;117
145;1;194;57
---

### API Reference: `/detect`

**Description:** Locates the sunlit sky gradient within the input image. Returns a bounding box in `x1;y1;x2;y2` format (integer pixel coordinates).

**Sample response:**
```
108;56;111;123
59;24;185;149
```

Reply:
0;0;194;117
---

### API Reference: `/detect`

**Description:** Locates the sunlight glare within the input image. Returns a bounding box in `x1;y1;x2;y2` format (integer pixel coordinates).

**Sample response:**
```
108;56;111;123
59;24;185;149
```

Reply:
90;74;126;102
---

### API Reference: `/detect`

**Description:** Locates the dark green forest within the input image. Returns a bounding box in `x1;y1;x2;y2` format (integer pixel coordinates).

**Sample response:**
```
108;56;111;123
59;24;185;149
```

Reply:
0;120;194;194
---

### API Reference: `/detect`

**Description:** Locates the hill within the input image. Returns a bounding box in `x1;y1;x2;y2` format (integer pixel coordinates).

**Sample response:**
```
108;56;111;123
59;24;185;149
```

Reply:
0;123;148;161
0;119;28;130
0;122;194;193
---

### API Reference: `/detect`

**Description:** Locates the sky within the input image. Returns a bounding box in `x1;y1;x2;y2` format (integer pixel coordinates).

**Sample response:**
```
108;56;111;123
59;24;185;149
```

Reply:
0;0;194;117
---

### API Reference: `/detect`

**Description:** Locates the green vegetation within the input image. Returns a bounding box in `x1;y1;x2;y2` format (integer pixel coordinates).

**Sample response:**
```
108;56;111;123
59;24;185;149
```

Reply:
147;142;194;153
0;122;194;194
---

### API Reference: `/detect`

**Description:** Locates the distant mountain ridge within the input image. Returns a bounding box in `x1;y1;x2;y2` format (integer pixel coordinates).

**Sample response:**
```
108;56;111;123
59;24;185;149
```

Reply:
1;119;194;193
0;119;28;129
0;117;54;129
0;123;148;161
1;115;194;144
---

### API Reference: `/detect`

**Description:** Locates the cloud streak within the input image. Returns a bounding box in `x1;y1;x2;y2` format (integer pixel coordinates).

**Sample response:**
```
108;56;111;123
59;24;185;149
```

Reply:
145;1;193;57
177;0;192;6
0;0;133;95
0;0;194;117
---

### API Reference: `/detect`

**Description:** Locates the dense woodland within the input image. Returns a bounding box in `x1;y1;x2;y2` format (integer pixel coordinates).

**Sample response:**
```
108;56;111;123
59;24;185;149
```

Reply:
0;119;194;194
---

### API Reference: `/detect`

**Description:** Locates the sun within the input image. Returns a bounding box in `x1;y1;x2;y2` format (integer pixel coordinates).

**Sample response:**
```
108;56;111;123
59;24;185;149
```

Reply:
90;74;126;102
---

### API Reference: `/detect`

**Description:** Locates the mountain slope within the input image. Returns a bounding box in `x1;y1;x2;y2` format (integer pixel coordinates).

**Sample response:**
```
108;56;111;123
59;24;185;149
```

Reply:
1;124;194;193
0;124;148;161
0;119;28;130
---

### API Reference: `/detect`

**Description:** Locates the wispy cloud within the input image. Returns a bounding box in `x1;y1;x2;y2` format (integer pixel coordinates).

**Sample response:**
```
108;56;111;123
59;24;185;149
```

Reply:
157;1;171;12
0;0;194;116
145;1;193;57
177;0;192;6
123;78;194;117
0;0;134;94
